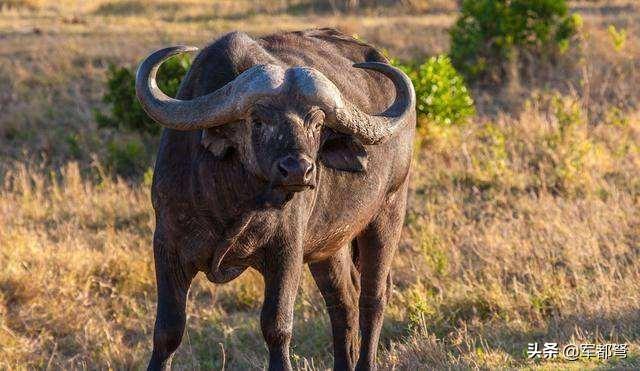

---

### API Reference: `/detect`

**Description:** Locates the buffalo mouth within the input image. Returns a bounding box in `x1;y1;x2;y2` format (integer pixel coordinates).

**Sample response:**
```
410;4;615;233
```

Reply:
257;183;315;209
276;184;315;192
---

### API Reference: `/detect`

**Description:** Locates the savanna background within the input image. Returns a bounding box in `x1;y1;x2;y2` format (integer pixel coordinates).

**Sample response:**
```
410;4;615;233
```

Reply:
1;0;640;369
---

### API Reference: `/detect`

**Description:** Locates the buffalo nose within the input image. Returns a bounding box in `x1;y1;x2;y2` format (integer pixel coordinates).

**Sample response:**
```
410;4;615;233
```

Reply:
276;154;315;185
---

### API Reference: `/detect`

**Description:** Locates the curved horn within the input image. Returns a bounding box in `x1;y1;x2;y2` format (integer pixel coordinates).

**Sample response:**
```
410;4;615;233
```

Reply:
135;46;284;130
329;62;416;145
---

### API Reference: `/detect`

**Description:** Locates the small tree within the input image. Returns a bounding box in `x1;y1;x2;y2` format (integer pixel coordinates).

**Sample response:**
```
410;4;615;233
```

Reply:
95;54;191;135
449;0;581;86
395;55;475;127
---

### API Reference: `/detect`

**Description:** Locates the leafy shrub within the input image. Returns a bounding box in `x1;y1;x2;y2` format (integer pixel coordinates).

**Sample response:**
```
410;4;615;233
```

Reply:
472;122;509;184
106;139;148;175
419;228;448;277
95;54;191;135
608;25;627;52
404;283;436;332
65;133;82;159
449;0;581;85
395;55;475;127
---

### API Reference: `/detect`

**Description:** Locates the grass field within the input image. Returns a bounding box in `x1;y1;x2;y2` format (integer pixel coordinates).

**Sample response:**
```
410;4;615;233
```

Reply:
1;0;640;369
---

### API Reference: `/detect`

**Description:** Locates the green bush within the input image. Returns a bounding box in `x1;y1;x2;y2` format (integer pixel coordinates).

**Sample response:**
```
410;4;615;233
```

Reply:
607;25;627;52
105;139;148;176
95;54;191;135
449;0;581;85
396;55;475;127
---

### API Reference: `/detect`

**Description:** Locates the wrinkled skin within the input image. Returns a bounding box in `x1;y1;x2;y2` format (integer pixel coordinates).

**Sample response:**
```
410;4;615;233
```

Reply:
147;28;415;371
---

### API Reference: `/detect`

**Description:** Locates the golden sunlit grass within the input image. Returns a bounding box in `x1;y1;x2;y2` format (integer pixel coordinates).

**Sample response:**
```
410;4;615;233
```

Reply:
1;0;640;369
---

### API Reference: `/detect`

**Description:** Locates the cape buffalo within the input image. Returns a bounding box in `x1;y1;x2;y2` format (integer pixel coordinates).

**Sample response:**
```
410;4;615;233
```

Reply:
135;28;416;370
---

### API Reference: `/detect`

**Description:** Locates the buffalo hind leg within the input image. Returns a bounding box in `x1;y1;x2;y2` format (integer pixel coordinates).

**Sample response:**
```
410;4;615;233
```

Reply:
309;245;360;370
260;241;304;371
355;187;407;370
148;236;195;370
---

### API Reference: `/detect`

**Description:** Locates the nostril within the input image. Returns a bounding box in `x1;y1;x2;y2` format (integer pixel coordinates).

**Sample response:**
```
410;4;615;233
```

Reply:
277;162;289;178
303;163;315;181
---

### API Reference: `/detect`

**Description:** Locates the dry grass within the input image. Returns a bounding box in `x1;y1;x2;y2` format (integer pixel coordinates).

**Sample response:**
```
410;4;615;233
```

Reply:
1;0;640;369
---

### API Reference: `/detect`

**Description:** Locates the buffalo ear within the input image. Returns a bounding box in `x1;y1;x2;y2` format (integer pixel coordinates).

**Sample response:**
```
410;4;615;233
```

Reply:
320;131;368;172
201;129;233;159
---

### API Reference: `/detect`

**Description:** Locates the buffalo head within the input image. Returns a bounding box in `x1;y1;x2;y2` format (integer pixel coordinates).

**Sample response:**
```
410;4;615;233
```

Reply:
135;46;415;202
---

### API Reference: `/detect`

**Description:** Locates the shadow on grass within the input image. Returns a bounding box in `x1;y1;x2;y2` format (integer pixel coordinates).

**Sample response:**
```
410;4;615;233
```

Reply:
154;280;640;369
468;309;640;367
174;307;334;369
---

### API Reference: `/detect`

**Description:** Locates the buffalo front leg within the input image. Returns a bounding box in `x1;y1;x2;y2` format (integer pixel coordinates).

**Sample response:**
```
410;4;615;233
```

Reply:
355;188;407;371
260;242;304;371
148;234;195;371
309;245;361;370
